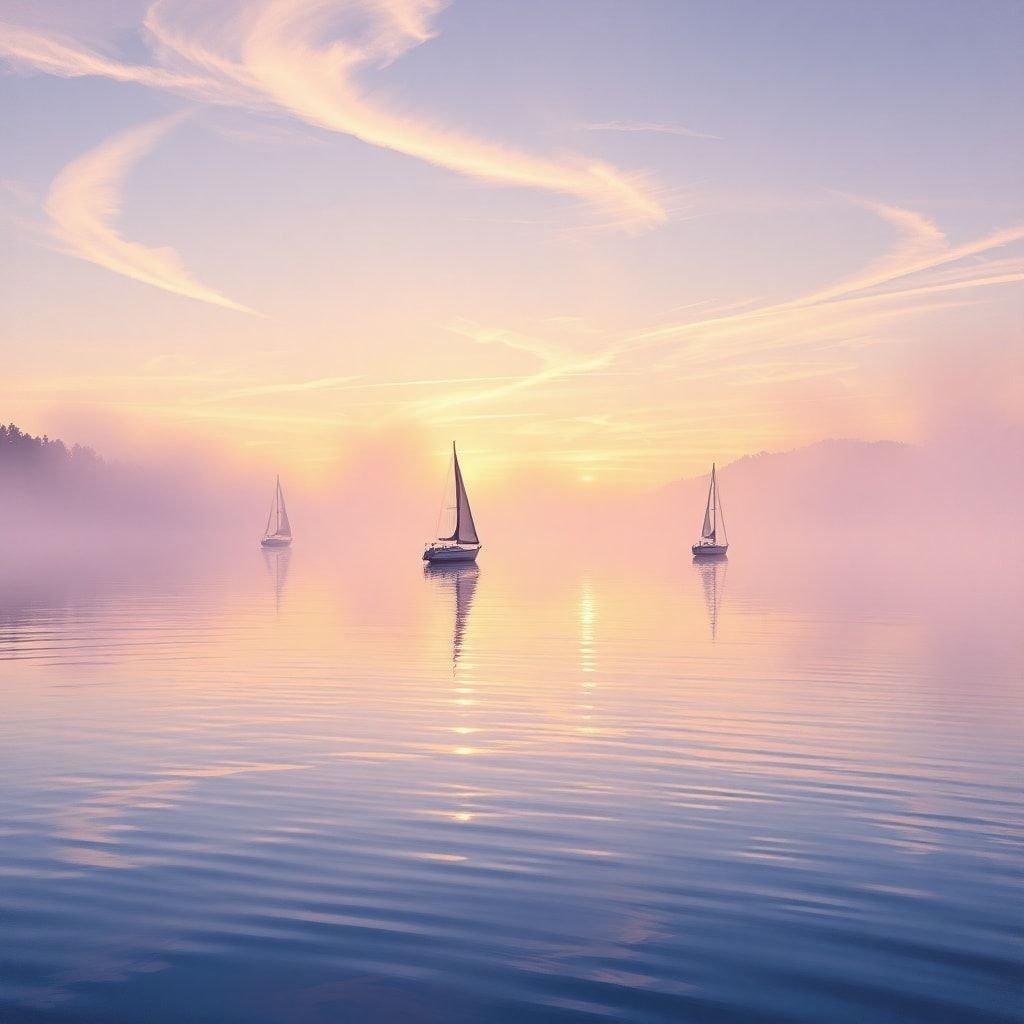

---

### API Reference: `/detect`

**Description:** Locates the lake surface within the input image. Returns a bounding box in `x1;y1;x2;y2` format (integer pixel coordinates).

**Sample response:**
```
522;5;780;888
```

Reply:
0;540;1020;1023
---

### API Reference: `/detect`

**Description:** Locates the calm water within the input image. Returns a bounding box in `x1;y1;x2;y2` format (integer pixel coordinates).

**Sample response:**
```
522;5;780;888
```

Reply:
0;541;1020;1023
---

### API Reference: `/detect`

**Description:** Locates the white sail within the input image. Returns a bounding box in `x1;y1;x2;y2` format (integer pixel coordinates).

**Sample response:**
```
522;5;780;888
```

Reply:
262;476;292;542
453;449;478;545
276;479;292;538
701;504;715;541
701;465;717;541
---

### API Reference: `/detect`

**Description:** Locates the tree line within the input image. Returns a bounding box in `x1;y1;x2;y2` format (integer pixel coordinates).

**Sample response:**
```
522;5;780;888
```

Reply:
0;423;102;473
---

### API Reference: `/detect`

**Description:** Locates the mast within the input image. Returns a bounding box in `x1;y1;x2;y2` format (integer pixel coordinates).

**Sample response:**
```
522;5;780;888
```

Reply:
711;463;717;537
452;442;462;539
263;478;275;538
275;474;281;535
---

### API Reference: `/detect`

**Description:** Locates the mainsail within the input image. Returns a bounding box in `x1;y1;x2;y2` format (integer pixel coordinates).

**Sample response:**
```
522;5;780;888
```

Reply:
701;464;717;541
443;443;479;545
276;479;292;538
264;476;292;539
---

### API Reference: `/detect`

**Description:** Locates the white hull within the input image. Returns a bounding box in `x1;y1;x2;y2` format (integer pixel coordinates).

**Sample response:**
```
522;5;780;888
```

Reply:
261;536;292;548
423;544;480;564
692;543;728;557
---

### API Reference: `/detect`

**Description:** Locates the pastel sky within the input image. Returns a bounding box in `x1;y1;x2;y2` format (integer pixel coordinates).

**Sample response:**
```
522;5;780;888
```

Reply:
1;0;1021;487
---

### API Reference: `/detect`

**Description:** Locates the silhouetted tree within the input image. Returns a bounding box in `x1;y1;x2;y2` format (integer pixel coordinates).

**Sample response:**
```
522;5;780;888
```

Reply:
0;423;104;473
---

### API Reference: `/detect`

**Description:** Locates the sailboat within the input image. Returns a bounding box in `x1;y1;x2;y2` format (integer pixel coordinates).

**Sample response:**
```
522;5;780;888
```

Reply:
260;475;293;548
692;463;728;557
423;442;481;564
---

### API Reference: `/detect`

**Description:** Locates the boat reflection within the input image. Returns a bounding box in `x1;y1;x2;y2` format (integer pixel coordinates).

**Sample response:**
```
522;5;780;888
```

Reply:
261;545;292;614
693;554;727;641
424;562;479;673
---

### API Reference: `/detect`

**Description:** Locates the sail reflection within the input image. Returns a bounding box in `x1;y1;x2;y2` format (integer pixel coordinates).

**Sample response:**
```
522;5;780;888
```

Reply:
693;555;727;641
424;563;479;674
261;546;292;614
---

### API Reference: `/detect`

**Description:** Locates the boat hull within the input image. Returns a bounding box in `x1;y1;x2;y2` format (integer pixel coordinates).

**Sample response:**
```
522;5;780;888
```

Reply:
423;544;480;564
261;536;292;548
692;543;728;557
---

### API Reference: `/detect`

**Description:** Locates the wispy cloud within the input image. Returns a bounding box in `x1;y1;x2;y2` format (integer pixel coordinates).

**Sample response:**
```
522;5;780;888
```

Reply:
838;193;946;261
0;19;235;98
210;376;361;401
421;197;1023;425
624;197;1024;350
197;371;531;409
445;316;569;364
45;112;259;313
0;2;666;228
582;120;720;141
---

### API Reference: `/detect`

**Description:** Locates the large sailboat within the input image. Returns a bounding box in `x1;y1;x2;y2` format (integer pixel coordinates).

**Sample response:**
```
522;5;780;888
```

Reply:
423;443;481;564
692;463;728;557
260;475;293;548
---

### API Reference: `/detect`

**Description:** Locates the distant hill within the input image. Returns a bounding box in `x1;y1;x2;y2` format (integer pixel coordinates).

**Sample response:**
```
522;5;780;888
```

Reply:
661;435;1020;543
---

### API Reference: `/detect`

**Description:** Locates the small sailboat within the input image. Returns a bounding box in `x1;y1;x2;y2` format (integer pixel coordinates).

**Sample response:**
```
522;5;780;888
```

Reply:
423;442;481;564
692;463;728;557
260;475;293;548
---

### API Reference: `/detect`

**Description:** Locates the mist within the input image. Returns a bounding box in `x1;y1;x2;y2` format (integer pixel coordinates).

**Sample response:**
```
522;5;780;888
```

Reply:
3;415;1021;567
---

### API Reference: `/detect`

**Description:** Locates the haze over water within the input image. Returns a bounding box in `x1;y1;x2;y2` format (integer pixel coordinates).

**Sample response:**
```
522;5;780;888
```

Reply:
1;537;1019;1023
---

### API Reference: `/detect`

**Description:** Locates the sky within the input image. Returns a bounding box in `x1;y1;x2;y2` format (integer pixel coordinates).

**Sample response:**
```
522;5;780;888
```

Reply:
0;0;1021;490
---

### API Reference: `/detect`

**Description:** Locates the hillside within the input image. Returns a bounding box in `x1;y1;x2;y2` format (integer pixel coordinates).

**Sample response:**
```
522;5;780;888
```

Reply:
661;435;1021;545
